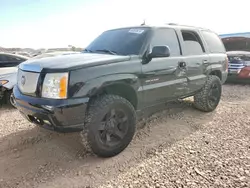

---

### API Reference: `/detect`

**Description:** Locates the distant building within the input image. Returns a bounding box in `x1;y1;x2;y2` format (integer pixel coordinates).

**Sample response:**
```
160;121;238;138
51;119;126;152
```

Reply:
219;32;250;52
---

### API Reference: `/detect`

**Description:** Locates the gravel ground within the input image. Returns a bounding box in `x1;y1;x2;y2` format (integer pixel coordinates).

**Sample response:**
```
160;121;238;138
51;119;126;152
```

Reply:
0;84;250;188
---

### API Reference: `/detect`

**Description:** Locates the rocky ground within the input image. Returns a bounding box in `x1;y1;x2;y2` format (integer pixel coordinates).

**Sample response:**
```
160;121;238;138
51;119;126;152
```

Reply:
0;84;249;188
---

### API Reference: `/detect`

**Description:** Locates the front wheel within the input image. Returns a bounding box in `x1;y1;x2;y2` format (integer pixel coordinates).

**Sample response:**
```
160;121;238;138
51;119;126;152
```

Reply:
9;91;17;108
84;95;136;158
5;90;17;108
193;75;222;112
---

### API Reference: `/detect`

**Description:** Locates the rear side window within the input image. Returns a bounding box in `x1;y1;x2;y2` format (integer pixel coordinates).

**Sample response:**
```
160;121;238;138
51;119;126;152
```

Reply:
201;31;226;53
181;30;205;55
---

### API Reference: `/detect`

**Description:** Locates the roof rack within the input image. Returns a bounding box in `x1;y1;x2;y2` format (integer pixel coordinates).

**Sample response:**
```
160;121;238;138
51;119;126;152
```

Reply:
166;23;178;25
165;23;208;30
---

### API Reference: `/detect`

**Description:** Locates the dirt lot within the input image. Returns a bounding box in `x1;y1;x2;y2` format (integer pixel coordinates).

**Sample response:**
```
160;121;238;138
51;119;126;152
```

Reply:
0;84;250;188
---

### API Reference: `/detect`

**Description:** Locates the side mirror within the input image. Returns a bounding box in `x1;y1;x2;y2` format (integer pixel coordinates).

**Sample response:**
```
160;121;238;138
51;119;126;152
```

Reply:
149;46;170;58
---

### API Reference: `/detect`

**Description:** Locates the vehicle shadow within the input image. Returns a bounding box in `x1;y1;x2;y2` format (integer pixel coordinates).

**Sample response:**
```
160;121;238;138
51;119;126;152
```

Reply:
0;99;216;188
224;80;250;85
0;103;15;110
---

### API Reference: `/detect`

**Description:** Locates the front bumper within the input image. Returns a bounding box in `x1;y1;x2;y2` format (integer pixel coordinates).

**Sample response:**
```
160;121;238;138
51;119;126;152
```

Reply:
226;74;250;83
14;86;89;133
0;86;9;105
226;67;250;83
221;71;228;84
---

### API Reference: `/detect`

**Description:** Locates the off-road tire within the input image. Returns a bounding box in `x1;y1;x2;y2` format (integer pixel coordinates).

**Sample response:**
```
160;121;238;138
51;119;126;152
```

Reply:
84;94;136;158
193;75;222;112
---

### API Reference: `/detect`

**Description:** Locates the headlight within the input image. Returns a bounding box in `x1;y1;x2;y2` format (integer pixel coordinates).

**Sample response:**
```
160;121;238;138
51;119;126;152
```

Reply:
42;72;68;99
0;80;8;86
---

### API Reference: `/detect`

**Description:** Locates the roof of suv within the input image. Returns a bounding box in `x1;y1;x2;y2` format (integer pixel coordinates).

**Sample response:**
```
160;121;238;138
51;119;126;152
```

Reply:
107;23;212;33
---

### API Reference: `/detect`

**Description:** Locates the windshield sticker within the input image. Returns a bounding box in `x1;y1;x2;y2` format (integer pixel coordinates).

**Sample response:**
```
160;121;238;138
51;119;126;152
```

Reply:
129;29;144;34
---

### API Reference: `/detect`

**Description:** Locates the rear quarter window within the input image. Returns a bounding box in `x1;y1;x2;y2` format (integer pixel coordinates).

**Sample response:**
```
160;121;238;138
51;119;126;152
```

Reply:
201;31;226;53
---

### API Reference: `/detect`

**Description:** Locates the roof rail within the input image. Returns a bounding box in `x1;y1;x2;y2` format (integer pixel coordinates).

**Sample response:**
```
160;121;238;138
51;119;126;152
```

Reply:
165;23;208;30
166;23;178;25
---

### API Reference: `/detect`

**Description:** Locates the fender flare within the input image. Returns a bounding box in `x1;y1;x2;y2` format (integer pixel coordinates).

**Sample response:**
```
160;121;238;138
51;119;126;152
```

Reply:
72;73;140;98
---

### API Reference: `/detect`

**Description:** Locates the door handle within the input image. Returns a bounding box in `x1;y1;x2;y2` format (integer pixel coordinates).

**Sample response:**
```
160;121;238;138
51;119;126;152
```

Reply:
178;61;186;68
203;60;209;64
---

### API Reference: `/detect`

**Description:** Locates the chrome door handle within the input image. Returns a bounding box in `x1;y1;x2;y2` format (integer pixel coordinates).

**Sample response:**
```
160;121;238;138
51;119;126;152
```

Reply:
203;60;209;64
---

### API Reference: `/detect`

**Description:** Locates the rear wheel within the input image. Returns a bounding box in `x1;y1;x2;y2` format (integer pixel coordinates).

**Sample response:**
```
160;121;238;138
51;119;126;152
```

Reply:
84;94;136;158
193;75;222;112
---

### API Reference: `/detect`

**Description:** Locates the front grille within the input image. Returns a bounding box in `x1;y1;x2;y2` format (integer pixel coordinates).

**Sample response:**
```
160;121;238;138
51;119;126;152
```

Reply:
228;63;245;73
17;69;40;95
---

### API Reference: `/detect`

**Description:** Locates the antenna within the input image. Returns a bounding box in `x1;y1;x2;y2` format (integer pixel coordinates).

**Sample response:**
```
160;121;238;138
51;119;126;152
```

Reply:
141;19;146;26
167;23;178;25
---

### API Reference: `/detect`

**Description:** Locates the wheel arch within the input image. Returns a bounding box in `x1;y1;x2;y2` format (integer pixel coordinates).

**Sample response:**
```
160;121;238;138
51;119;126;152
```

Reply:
209;70;222;80
89;82;138;110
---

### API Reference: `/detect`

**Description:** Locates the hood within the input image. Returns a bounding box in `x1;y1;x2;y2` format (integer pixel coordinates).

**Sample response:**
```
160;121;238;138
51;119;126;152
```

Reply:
19;53;131;72
0;67;18;77
31;51;81;60
226;51;250;56
222;37;250;52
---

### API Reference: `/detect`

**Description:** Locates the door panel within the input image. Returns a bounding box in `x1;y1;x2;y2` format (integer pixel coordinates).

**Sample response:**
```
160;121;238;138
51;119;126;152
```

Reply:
179;30;209;94
140;28;189;108
141;57;188;107
185;55;209;93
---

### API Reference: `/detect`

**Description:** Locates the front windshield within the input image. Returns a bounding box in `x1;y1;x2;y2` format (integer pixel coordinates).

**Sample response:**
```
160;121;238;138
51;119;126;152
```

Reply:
85;27;150;56
228;54;250;62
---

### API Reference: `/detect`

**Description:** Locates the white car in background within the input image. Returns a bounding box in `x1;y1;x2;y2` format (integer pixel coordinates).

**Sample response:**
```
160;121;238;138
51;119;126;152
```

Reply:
0;52;29;107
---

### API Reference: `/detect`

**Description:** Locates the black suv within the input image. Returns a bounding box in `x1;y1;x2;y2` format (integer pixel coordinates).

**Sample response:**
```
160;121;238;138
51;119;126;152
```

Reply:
14;24;228;157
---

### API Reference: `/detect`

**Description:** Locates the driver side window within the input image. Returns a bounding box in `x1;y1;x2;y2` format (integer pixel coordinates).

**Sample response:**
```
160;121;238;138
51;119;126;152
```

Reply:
150;28;181;57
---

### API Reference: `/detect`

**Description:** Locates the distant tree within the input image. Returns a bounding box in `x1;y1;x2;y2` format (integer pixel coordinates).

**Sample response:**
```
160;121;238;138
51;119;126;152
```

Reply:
68;45;76;51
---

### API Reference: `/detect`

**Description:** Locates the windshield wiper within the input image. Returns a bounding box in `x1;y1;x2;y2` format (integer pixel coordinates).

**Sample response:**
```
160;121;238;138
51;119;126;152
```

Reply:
94;49;118;55
82;48;93;53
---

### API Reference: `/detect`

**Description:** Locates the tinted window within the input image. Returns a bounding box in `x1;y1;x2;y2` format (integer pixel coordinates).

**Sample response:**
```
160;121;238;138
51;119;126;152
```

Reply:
181;30;205;55
86;27;150;56
0;55;23;67
0;55;23;62
150;28;180;56
5;55;22;61
201;31;226;53
0;55;7;62
184;41;204;55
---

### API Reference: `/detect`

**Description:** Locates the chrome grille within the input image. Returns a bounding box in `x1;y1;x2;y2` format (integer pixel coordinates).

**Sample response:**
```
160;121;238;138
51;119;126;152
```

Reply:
228;63;245;74
17;69;40;95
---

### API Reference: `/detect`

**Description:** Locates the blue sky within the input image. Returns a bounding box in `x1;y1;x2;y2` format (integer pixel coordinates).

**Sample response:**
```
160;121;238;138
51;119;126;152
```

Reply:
0;0;249;48
0;0;88;27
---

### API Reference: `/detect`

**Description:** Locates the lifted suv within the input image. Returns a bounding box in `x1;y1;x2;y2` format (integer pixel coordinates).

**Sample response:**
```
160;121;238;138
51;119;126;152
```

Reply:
14;24;228;157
